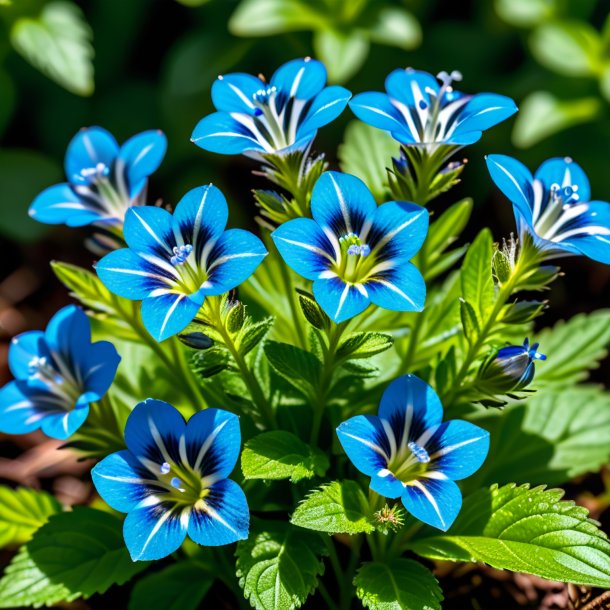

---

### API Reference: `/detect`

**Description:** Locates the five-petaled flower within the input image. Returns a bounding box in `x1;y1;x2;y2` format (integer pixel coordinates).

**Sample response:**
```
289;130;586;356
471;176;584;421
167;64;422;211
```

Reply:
486;155;610;265
29;126;167;228
92;400;249;561
96;184;267;341
191;58;351;157
350;69;517;153
0;305;120;440
272;171;428;323
337;374;489;531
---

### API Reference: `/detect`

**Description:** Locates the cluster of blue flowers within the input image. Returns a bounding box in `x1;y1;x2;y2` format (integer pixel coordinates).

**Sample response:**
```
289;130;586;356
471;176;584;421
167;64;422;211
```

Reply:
1;58;608;561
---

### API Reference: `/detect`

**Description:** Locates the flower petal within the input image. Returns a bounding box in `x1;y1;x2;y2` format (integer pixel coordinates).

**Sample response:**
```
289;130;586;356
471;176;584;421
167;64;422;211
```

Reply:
401;474;462;531
117;130;167;198
212;73;264;114
40;405;89;440
8;331;48;380
123;206;176;260
124;399;186;465
0;381;62;435
124;500;187;561
141;292;203;342
173;185;228;259
78;340;121;402
336;414;390;477
203;229;267;295
270;58;326;100
313;276;370;323
560;201;610;265
65;126;119;185
311;171;377;237
534;157;590;202
449;93;518;143
427;420;490;480
29;184;102;227
367;263;425;312
369;470;404;500
378;374;443;446
385;68;439;109
368;201;428;260
187;479;249;546
299;85;351;134
185;408;240;479
191;112;265;155
92;449;157;513
272;218;334;280
349;92;406;133
44;305;90;361
96;248;172;300
486;155;535;221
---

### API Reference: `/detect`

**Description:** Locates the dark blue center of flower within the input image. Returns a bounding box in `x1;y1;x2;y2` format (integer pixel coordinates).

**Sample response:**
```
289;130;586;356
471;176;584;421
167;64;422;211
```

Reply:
407;441;431;464
170;244;193;266
28;356;63;385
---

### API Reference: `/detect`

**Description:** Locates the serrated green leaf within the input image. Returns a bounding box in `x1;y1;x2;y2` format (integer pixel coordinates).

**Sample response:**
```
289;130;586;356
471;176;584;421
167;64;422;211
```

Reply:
460;229;494;321
242;431;329;482
530;19;602;77
339;121;399;201
313;29;369;83
237;317;274;356
470;386;610;487
291;481;375;534
408;483;610;588
354;559;443;610
0;508;146;608
264;341;321;396
336;332;393;360
128;561;213;610
10;1;94;96
534;309;610;384
0;487;61;549
236;520;326;610
190;346;232;378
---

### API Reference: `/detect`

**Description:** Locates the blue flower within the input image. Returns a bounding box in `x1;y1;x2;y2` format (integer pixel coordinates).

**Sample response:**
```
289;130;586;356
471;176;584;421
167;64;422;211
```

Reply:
29;126;167;228
272;171;428;323
92;400;249;561
350;69;517;152
494;338;546;389
337;375;489;531
191;58;351;157
96;185;267;341
0;305;120;440
486;155;610;265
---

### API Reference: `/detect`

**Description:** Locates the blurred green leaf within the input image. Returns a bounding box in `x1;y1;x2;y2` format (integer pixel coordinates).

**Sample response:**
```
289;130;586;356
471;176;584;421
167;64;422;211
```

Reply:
368;6;421;50
529;19;602;77
313;29;369;83
512;91;601;148
600;65;610;103
0;68;15;137
10;1;94;96
175;0;209;5
495;0;558;28
338;121;398;201
229;0;326;36
0;150;61;242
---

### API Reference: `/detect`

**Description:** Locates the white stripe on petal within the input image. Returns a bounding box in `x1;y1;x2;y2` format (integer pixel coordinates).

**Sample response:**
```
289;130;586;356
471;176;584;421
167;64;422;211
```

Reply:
328;173;352;234
428;435;487;461
373;279;418;309
410;479;445;528
341;432;390;462
137;507;176;559
194;419;230;472
159;294;186;338
130;209;173;255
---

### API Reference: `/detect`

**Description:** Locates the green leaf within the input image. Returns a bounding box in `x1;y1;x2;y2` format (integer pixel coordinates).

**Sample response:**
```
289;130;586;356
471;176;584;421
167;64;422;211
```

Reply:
291;481;375;534
128;561;213;610
460;229;494;322
264;341;322;396
229;0;326;36
459;299;480;343
313;29;369;83
471;386;610;487
534;310;610;384
354;559;443;610
10;1;94;96
236;519;326;610
241;431;329;482
368;7;421;51
190;346;232;378
338;121;399;201
237;317;274;356
495;0;558;28
408;483;610;588
0;487;61;549
298;293;329;330
0;508;147;608
512;91;601;148
530;19;602;77
336;332;393;360
425;198;473;256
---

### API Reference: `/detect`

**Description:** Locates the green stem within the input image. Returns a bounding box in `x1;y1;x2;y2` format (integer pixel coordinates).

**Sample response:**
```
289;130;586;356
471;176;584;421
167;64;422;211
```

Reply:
277;248;308;350
309;322;346;444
